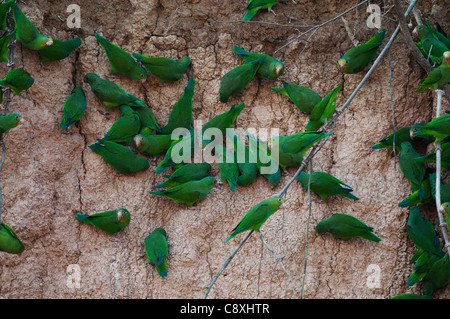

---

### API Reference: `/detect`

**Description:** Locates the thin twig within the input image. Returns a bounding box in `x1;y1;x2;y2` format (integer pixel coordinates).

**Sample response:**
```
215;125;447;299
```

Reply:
204;230;253;299
388;47;397;169
434;89;450;252
258;231;297;298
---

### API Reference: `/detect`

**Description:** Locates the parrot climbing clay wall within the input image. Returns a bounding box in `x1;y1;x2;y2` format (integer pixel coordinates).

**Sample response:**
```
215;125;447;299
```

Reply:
0;0;448;299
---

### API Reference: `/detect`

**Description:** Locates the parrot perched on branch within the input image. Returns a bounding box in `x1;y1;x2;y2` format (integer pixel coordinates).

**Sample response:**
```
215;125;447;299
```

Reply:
0;113;22;136
415;51;450;93
297;171;359;201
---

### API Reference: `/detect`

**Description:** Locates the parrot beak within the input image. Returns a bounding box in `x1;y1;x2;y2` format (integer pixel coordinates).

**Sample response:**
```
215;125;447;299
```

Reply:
44;39;54;47
338;60;346;71
18;116;23;124
279;199;286;209
134;137;142;148
117;211;124;222
412;28;418;37
275;65;282;75
410;131;415;139
439;205;447;215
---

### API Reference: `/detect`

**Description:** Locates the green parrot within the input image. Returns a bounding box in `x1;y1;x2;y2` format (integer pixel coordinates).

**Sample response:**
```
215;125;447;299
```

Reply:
267;131;331;170
149;176;217;206
315;213;381;242
75;208;131;235
130;103;159;131
407;206;443;257
144;228;168;278
38;37;82;63
407;249;442;286
232;45;284;80
12;3;53;50
415;141;450;170
132;53;191;82
415;51;450;93
338;28;386;74
133;133;172;157
413;25;449;61
296;171;359;201
227;130;258;186
94;32;147;80
430;173;450;204
85;73;146;110
0;113;22;135
219;58;262;103
423;253;450;296
89;140;150;174
0;222;24;254
155;131;195;173
216;144;240;192
98;105;141;145
158;77;194;135
247;131;281;186
398;178;431;208
60;87;86;131
371;125;430;151
154;163;212;188
390;293;432;299
0;31;15;63
305;83;342;132
243;0;277;21
432;21;450;49
399;141;426;189
410;113;450;145
271;81;322;115
225;196;285;243
0;68;34;95
0;0;15;32
202;103;245;145
438;202;450;233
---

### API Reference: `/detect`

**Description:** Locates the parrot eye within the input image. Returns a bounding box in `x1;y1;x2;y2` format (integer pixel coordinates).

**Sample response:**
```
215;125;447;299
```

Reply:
15;116;18;119
278;198;283;202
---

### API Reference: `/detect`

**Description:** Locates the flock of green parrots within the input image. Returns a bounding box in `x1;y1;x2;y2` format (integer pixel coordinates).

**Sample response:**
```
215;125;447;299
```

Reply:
0;0;448;297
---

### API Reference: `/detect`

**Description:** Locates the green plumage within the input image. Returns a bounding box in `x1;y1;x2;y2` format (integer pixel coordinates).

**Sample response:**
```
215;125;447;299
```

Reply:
415;141;450;170
219;58;262;103
0;222;24;254
338;29;385;74
98;105;141;145
232;45;284;80
202;103;245;145
0;68;34;95
439;202;450;233
216;145;240;192
132;53;191;82
130;103;159;131
413;25;449;60
89;140;150;174
407;249;441;286
371;125;430;151
155;132;195;173
227;130;258;186
225;196;285;243
315;213;381;242
423;253;450;296
305;83;342;131
398;178;431;208
38;37;81;63
149;176;217;206
85;73;146;110
0;113;22;135
134;133;172;157
243;0;277;21
390;293;432;299
75;208;131;235
415;51;450;93
0;1;15;32
144;228;168;278
158;77;194;135
12;3;53;50
95;32;147;80
0;31;15;63
268;131;331;170
247;131;281;186
399;141;426;188
271;81;322;114
60;87;86;130
407;207;443;257
154;163;211;188
297;171;359;201
410;113;450;144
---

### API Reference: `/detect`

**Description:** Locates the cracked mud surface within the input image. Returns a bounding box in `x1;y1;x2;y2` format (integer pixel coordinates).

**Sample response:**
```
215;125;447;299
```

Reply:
0;0;448;298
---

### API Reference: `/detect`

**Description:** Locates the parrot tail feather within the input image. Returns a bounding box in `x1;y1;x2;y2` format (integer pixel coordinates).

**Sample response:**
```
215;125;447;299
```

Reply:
360;231;381;243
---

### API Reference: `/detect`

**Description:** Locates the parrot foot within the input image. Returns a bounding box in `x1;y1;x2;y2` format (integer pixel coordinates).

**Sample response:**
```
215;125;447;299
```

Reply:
38;63;51;72
269;9;276;16
8;40;16;48
434;143;442;152
282;170;294;177
188;206;201;210
97;109;110;119
105;74;118;79
337;238;349;245
110;237;122;242
61;129;73;135
312;199;325;204
296;113;309;117
6;61;14;67
439;222;447;228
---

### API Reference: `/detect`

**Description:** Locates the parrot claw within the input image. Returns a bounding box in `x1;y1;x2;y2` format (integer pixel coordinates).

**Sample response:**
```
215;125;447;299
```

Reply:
269;9;276;16
282;170;294;177
434;144;442;152
188;206;201;210
110;237;122;242
439;222;447;228
105;74;118;79
97;109;110;119
6;61;14;67
296;113;309;117
312;199;325;204
38;63;50;72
